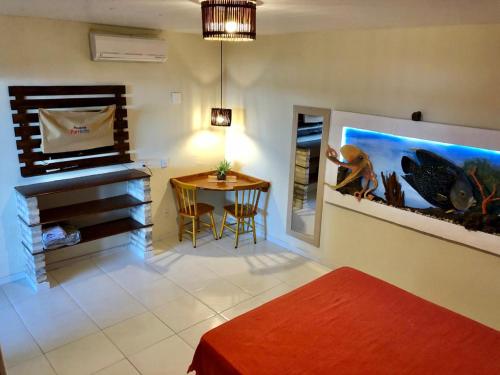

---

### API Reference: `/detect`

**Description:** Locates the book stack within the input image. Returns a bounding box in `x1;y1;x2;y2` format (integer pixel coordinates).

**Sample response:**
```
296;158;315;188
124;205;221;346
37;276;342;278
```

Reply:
293;147;319;209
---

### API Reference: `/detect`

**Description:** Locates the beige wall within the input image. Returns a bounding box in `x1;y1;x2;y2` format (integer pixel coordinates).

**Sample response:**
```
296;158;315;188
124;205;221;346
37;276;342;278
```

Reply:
225;24;500;329
0;16;224;280
0;16;498;329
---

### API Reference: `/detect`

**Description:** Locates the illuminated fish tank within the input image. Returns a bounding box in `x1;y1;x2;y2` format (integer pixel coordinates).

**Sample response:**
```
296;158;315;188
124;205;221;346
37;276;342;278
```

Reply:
332;127;500;235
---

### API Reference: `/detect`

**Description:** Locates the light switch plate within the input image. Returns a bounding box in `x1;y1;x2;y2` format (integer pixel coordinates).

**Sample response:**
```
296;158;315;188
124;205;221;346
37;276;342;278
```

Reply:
171;92;182;105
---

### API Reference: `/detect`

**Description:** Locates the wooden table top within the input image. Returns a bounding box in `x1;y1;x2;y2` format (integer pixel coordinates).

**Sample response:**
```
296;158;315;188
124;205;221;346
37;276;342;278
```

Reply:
170;170;270;192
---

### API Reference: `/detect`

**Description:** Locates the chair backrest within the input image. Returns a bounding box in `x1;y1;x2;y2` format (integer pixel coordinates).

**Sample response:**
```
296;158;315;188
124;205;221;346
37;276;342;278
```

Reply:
172;179;198;216
234;182;264;217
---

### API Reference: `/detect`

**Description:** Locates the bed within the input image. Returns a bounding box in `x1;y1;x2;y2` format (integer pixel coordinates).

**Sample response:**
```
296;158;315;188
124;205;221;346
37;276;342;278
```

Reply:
188;267;500;374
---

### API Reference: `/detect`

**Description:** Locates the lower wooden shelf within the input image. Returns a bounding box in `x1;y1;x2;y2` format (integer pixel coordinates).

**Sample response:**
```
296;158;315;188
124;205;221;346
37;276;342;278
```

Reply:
38;194;151;226
28;218;153;255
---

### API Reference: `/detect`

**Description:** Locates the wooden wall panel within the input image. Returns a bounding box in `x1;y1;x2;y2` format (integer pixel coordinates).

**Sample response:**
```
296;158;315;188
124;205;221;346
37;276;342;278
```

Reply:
8;85;132;177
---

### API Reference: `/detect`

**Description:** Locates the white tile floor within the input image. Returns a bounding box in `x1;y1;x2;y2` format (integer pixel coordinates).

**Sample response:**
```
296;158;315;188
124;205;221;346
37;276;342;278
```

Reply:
0;233;332;375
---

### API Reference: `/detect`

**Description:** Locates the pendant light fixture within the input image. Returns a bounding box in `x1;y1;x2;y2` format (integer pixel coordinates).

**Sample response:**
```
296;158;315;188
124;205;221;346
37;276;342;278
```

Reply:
201;0;256;41
211;41;232;127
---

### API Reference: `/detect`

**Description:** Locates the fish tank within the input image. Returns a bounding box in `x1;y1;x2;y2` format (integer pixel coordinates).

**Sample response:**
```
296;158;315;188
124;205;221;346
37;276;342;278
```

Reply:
332;127;500;235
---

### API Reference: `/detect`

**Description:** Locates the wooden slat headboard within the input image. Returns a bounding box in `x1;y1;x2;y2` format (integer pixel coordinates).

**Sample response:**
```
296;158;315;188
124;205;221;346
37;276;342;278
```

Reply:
8;85;132;177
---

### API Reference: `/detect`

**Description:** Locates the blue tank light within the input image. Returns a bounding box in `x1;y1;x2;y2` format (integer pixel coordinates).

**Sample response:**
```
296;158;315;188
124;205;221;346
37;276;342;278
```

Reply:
342;127;500;158
340;126;500;209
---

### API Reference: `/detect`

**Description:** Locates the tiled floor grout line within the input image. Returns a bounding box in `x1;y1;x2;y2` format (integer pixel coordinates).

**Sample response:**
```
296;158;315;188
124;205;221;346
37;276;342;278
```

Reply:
10;300;95;353
175;313;229;350
152;238;265;300
97;323;169;375
3;293;49;370
90;250;220;323
0;288;15;311
125;238;289;350
1;279;69;374
88;357;140;375
41;352;60;375
3;237;319;374
75;247;239;371
48;257;169;375
48;265;150;374
173;236;297;293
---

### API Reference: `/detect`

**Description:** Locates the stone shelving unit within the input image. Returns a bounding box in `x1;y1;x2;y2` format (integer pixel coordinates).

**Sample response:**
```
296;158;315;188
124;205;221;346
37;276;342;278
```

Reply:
15;169;153;289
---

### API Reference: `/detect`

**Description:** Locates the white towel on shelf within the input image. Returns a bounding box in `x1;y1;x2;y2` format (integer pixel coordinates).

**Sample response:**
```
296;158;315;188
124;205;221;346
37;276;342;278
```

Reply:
42;225;66;244
43;225;81;250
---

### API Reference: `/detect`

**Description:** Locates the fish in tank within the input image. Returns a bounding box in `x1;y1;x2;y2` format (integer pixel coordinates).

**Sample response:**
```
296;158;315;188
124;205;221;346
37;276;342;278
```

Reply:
328;127;500;234
401;149;476;212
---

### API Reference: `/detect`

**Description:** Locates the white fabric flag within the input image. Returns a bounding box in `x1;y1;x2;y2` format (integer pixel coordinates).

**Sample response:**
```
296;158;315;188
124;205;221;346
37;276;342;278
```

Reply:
39;105;115;153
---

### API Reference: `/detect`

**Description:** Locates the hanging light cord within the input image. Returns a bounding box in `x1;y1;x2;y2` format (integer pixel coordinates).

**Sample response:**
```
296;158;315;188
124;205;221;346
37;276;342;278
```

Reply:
220;41;223;108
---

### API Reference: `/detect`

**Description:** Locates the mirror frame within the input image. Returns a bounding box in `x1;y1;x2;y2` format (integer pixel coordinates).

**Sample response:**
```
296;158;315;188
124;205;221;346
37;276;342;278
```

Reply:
286;105;331;247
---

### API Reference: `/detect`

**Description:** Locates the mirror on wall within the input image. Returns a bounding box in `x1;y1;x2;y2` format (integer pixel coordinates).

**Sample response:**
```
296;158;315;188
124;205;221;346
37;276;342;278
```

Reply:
287;106;331;247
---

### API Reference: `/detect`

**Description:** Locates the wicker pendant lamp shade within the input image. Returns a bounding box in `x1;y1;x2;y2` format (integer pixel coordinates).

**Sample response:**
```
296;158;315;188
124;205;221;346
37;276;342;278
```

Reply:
201;0;256;41
211;108;232;126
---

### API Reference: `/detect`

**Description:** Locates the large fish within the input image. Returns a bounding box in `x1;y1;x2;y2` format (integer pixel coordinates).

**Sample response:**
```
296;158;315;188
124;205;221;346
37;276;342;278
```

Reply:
401;149;476;211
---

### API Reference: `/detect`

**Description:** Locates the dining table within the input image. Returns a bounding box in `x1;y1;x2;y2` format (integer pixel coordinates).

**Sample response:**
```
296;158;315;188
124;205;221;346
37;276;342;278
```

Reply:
169;170;270;192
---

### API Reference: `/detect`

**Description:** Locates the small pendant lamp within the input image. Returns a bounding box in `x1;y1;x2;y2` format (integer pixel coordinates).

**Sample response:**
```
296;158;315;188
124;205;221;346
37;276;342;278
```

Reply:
201;0;256;42
211;42;232;127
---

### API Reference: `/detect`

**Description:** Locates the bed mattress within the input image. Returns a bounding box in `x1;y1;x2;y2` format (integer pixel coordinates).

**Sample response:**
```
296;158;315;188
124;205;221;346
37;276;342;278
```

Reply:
188;267;500;374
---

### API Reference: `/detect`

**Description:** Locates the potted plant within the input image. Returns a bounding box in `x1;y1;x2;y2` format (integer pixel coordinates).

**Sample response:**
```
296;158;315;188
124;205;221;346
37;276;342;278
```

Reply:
216;159;231;181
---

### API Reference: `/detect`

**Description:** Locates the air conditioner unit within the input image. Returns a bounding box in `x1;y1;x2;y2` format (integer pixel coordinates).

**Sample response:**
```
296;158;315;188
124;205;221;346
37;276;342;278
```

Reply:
90;33;167;63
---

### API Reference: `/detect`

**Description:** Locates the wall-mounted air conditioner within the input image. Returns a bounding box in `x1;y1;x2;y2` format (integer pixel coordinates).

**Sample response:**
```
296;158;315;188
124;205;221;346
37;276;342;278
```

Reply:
90;32;167;63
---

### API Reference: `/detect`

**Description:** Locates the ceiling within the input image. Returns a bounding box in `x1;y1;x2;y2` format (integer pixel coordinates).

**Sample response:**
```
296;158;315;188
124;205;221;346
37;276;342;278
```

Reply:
0;0;498;34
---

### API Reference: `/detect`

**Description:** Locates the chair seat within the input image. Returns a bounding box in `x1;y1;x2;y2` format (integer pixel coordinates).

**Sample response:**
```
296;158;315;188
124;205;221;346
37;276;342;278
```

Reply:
180;202;214;217
224;204;257;218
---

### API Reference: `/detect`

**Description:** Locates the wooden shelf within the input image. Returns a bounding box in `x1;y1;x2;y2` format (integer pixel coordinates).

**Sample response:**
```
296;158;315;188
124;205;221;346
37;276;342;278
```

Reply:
38;195;151;226
79;218;152;245
15;169;150;198
16;167;153;287
30;218;153;254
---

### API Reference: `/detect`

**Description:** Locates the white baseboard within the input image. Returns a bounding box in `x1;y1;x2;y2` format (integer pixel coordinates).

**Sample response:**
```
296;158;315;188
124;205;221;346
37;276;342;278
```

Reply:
265;231;323;263
289;245;322;263
265;232;291;250
0;272;25;286
1;229;322;287
0;243;134;287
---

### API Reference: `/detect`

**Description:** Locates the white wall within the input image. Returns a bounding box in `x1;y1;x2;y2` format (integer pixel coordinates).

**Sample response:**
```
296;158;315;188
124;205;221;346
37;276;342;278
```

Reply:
224;24;500;329
1;16;498;329
0;16;224;281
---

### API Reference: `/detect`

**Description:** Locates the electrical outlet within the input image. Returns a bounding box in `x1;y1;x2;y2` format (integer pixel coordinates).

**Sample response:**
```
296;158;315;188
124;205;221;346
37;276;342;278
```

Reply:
138;159;153;168
136;158;168;169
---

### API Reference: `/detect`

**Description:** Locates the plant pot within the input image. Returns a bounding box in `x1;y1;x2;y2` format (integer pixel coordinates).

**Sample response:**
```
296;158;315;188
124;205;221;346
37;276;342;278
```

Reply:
217;173;226;181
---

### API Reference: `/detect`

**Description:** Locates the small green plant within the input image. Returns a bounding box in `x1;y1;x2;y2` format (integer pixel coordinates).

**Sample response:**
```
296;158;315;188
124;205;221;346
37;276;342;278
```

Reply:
216;159;231;180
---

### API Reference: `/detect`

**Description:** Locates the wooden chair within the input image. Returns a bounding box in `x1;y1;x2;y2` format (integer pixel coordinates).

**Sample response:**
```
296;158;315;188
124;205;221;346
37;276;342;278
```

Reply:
219;182;264;248
172;179;218;248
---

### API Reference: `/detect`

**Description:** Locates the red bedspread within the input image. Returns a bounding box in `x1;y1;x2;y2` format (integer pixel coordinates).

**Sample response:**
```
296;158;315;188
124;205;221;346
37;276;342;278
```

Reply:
188;267;500;375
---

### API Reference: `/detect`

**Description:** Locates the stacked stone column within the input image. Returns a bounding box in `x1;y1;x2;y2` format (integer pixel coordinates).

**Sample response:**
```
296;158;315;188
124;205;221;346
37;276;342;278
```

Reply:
16;192;48;288
128;178;154;258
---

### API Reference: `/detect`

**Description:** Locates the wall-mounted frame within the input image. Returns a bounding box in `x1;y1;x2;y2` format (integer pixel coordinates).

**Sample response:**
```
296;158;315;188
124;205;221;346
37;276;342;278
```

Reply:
8;85;132;177
325;111;500;256
286;105;331;247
